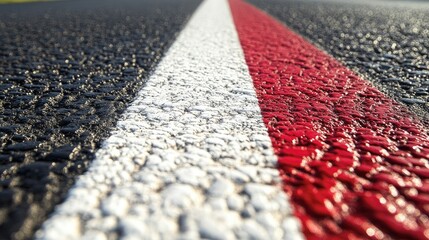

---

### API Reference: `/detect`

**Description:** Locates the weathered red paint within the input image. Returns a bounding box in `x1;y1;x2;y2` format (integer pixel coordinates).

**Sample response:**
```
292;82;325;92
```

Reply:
229;0;429;239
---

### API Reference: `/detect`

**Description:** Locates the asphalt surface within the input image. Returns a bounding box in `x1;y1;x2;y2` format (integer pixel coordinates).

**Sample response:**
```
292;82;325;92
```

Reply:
1;0;429;239
249;0;429;124
0;0;201;239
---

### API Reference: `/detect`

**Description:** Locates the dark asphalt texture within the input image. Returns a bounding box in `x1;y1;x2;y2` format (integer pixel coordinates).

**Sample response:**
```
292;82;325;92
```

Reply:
0;0;201;239
249;0;429;124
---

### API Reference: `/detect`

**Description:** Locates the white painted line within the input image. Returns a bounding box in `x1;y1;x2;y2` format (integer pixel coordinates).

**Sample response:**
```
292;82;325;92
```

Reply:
36;0;304;239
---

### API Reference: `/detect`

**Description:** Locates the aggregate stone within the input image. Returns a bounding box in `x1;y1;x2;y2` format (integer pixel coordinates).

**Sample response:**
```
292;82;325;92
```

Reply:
207;197;228;211
238;220;269;240
250;194;271;212
400;97;426;104
0;0;201;238
227;194;245;212
101;195;130;217
119;217;147;238
208;178;235;197
197;216;235;240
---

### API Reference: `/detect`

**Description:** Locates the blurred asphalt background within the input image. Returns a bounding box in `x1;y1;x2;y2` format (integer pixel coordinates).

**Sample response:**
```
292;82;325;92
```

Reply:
251;0;429;124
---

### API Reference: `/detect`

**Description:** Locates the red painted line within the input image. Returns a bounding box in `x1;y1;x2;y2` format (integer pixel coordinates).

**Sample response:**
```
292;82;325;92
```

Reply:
229;0;429;239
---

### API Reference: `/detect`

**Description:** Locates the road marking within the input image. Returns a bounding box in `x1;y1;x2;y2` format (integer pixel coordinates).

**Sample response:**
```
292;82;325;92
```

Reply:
229;0;429;239
36;0;303;239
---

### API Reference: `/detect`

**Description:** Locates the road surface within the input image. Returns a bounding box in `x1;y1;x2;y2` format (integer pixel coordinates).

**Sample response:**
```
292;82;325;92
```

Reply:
0;0;428;239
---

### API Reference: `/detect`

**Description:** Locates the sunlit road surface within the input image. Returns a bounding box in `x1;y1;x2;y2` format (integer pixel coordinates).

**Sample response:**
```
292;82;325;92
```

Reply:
0;0;429;239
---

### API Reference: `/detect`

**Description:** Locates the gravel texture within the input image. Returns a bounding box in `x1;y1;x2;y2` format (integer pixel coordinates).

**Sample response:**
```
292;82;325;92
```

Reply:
0;0;200;238
36;0;303;239
249;0;429;124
